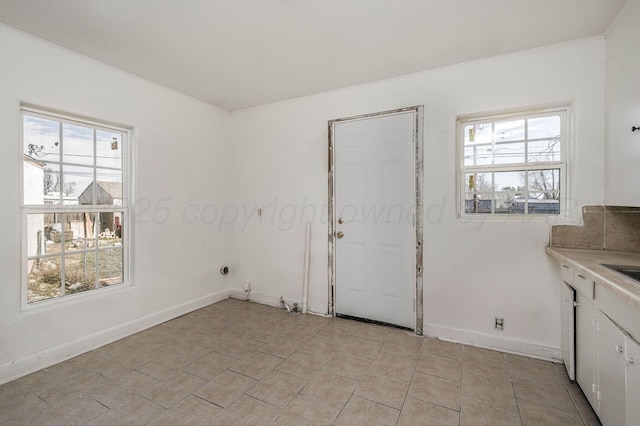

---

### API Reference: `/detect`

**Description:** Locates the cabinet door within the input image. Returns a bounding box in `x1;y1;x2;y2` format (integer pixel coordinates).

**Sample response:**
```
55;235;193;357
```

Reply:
576;292;597;407
597;311;626;426
560;283;575;379
627;336;640;426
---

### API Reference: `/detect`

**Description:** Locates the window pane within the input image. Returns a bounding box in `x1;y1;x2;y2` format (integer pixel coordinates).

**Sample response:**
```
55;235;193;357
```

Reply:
464;193;492;213
97;212;124;244
24;158;46;205
464;123;493;144
23;115;60;160
464;145;492;166
528;198;560;214
27;214;48;257
528;116;561;140
62;122;94;166
41;163;62;204
463;146;474;166
28;256;62;303
65;212;97;253
94;169;123;206
43;214;67;251
527;169;560;192
495;191;526;214
97;130;122;169
528;139;561;163
465;172;492;192
495;119;525;142
493;142;525;165
65;252;97;295
99;248;123;287
494;171;524;192
62;165;94;205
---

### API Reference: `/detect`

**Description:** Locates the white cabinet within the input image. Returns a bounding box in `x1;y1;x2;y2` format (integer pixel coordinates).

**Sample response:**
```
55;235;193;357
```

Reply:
627;336;640;425
596;311;626;426
555;260;640;425
576;291;597;407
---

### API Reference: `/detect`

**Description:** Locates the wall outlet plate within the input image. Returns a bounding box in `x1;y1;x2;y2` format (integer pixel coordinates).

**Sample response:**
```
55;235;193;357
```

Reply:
495;317;504;331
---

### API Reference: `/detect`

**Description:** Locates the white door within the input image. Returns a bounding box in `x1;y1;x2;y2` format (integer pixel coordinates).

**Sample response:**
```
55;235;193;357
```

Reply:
333;111;416;329
596;310;626;426
625;336;640;426
576;292;597;408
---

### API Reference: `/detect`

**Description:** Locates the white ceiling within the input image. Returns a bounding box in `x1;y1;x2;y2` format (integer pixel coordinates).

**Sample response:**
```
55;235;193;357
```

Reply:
0;0;629;111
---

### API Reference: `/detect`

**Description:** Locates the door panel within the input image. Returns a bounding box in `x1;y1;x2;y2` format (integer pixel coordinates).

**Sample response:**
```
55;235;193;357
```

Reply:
576;292;597;408
626;336;640;425
333;111;415;329
597;310;626;426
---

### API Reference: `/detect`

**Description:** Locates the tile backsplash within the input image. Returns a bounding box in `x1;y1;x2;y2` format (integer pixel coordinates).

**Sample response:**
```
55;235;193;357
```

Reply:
550;205;640;253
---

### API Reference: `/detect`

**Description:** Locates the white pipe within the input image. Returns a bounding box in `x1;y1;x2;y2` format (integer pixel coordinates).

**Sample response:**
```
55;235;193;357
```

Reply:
302;222;311;314
280;297;292;313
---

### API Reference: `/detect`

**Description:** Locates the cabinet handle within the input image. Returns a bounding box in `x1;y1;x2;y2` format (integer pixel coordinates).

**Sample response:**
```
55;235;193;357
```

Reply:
629;357;636;365
562;265;569;269
577;274;586;279
615;345;623;353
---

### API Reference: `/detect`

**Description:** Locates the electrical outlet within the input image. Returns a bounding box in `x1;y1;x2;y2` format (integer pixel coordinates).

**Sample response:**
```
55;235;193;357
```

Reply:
243;280;251;291
495;317;504;331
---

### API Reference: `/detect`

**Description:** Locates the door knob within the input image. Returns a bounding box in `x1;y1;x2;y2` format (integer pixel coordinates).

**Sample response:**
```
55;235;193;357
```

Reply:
338;217;344;224
336;231;344;239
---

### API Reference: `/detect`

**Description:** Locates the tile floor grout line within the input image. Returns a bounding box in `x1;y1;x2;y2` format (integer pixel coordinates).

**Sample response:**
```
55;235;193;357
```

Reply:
0;298;598;425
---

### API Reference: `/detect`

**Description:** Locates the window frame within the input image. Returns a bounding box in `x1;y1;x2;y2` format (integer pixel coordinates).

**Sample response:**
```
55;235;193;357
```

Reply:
20;106;132;308
457;107;569;218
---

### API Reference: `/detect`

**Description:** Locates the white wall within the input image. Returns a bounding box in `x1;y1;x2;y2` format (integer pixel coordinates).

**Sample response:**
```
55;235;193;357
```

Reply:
228;39;606;359
605;0;640;206
0;26;232;383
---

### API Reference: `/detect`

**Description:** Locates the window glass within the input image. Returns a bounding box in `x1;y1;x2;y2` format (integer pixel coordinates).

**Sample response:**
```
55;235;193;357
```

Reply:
22;110;128;304
460;110;565;216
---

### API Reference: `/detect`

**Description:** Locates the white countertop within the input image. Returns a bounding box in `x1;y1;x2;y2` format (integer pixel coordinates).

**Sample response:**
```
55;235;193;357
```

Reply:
546;247;640;311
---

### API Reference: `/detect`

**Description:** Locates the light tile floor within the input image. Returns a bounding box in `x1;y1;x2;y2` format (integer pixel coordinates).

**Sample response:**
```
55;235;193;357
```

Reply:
0;298;601;425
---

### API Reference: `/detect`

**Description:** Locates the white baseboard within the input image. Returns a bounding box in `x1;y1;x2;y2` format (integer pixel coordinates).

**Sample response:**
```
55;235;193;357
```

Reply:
228;289;328;316
0;289;230;385
424;322;562;362
5;291;559;386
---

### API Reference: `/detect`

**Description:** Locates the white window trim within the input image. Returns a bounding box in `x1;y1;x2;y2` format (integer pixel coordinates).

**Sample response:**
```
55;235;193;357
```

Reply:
20;106;132;310
457;106;570;220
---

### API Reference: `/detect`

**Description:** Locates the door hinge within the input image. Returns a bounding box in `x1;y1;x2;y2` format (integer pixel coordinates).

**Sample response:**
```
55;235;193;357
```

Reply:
413;299;416;312
592;384;597;395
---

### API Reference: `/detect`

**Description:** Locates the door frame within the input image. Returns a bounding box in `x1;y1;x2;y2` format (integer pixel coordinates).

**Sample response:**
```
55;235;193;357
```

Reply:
327;106;424;334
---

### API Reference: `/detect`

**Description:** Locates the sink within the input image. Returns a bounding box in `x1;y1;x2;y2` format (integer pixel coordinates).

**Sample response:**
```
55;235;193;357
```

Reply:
601;264;640;283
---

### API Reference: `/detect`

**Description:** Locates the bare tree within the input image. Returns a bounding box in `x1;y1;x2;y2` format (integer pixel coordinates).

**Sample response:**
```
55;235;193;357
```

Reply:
526;136;560;199
43;167;58;195
63;181;76;196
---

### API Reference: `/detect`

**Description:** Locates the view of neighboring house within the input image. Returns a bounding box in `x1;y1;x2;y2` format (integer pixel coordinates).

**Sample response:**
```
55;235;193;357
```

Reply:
78;181;123;237
37;179;123;247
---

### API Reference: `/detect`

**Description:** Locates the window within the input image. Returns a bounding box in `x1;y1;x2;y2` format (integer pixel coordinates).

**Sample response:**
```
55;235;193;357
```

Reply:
21;108;129;304
459;108;566;216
